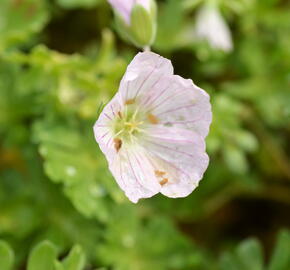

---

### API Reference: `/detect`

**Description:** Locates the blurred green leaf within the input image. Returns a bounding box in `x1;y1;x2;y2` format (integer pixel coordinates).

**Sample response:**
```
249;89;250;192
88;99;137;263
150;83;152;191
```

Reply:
62;245;86;270
0;0;48;50
56;0;102;9
219;232;290;270
236;239;264;270
155;0;185;50
54;261;65;270
219;252;241;270
220;239;264;270
32;118;124;221
223;145;248;174
0;240;14;270
27;241;57;270
268;230;290;270
97;206;205;270
235;131;258;152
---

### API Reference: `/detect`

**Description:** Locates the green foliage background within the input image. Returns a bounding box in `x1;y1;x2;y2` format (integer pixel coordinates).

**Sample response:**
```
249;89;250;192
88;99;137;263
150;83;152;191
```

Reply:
0;0;289;269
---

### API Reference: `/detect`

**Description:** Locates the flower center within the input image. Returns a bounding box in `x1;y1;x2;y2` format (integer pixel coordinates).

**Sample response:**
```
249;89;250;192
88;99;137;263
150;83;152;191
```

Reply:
113;103;144;143
124;121;143;134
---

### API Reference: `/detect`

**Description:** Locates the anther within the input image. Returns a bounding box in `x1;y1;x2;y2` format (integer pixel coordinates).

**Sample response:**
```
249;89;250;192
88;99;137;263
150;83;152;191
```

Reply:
159;178;168;186
114;138;122;152
125;99;135;105
155;170;166;177
148;113;159;124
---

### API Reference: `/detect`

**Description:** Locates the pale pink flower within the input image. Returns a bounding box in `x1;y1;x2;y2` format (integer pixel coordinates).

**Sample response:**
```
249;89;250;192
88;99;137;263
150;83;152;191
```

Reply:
195;5;233;52
94;52;212;203
108;0;152;24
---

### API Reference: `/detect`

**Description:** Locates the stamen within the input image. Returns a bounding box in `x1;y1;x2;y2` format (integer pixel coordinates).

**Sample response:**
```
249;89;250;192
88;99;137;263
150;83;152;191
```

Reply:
114;105;145;143
132;107;140;120
114;129;125;137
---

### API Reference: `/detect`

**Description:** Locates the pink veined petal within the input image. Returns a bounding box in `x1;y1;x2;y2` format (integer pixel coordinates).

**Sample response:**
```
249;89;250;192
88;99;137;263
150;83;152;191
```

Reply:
141;126;209;198
94;91;161;203
108;0;151;24
108;0;134;24
109;145;161;203
118;52;174;103
143;75;212;138
93;92;123;163
126;52;173;76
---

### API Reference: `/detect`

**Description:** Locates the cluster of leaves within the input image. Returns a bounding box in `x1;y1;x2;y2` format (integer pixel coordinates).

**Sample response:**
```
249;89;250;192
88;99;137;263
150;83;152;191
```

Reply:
219;230;290;270
0;0;289;269
1;230;289;270
0;240;86;270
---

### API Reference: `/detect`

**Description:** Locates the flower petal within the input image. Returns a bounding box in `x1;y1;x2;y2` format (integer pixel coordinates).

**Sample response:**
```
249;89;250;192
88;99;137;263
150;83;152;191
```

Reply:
195;5;233;52
143;75;212;138
108;0;151;24
118;52;174;103
108;0;134;24
93;92;123;162
94;93;161;203
109;145;161;203
141;126;209;198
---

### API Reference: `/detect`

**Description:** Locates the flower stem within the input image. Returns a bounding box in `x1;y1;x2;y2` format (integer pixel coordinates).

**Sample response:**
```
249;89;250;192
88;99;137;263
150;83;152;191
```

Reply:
143;46;151;52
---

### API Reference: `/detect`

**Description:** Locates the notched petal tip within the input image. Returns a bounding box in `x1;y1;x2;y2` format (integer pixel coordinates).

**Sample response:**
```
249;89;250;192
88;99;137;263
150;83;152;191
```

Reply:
128;51;174;76
125;187;159;204
160;181;199;199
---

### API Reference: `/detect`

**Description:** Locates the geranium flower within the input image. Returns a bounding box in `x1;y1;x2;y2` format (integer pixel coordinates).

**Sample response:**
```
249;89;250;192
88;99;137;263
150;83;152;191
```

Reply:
94;52;212;203
108;0;152;25
195;4;233;52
